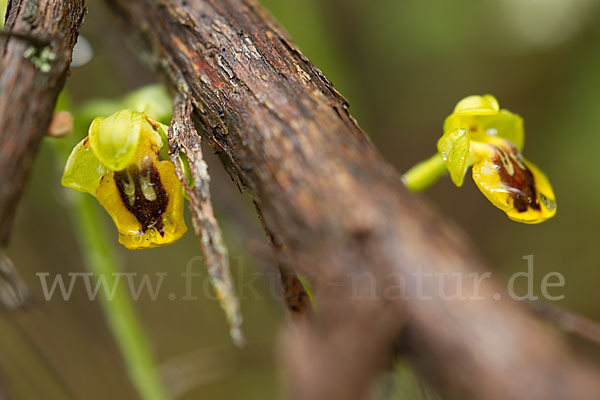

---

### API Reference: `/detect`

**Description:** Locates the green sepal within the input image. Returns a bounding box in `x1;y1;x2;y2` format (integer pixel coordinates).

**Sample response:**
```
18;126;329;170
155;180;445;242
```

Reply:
61;138;109;194
486;110;524;150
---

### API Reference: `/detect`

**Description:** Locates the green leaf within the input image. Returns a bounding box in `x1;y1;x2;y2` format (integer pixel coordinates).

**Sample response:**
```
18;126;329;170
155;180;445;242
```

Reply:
437;127;470;187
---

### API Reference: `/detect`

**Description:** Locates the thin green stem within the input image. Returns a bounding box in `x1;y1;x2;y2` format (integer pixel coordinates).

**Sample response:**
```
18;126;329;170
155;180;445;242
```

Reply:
71;193;169;400
402;153;447;192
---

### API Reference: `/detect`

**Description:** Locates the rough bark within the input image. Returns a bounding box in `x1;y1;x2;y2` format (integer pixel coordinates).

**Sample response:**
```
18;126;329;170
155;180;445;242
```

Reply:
45;0;600;398
0;0;86;245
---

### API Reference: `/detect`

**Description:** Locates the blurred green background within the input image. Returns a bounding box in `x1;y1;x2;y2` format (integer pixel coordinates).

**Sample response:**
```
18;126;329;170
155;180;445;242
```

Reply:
2;0;600;398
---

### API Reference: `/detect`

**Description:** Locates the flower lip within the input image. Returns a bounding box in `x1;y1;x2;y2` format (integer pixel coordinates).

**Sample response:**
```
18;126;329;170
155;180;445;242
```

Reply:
114;162;169;235
491;143;540;213
471;141;556;224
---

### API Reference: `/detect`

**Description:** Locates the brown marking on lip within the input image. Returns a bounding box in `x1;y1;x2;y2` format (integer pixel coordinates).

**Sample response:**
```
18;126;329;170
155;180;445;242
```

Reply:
114;163;169;234
492;144;540;213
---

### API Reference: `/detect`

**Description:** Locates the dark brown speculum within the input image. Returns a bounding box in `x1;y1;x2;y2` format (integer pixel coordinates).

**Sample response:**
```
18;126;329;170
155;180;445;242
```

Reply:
493;144;541;213
114;163;169;234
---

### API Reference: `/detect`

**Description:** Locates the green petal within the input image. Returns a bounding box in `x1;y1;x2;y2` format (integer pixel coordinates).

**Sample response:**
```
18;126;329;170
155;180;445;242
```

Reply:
437;128;470;187
453;95;499;115
61;138;109;194
487;110;524;150
443;109;524;151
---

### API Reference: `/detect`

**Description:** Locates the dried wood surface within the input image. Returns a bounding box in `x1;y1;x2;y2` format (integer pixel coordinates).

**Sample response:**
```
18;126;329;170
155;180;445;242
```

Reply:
0;0;86;245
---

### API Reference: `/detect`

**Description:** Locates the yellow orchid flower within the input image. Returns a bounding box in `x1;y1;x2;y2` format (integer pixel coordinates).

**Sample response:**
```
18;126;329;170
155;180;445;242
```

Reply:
62;110;187;249
403;95;556;224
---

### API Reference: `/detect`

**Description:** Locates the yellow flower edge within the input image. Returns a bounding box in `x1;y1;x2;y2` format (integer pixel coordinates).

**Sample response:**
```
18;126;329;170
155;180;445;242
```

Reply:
95;159;187;249
471;141;556;224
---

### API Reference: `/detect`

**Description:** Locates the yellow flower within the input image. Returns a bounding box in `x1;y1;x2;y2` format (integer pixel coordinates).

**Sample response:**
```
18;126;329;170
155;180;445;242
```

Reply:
62;110;187;249
404;95;556;224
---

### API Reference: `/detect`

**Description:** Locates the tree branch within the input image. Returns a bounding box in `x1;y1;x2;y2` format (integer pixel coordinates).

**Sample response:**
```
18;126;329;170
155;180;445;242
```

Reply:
0;0;86;245
527;301;600;347
101;0;600;398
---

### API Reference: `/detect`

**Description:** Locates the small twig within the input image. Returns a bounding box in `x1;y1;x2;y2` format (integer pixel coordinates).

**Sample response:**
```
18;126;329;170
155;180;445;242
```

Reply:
168;94;244;346
159;341;273;398
527;301;600;346
246;239;313;318
278;265;313;316
0;251;29;309
251;208;314;318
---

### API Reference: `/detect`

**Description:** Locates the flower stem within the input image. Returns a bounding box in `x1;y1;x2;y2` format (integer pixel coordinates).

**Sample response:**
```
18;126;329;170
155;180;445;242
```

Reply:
402;153;447;192
71;193;169;400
